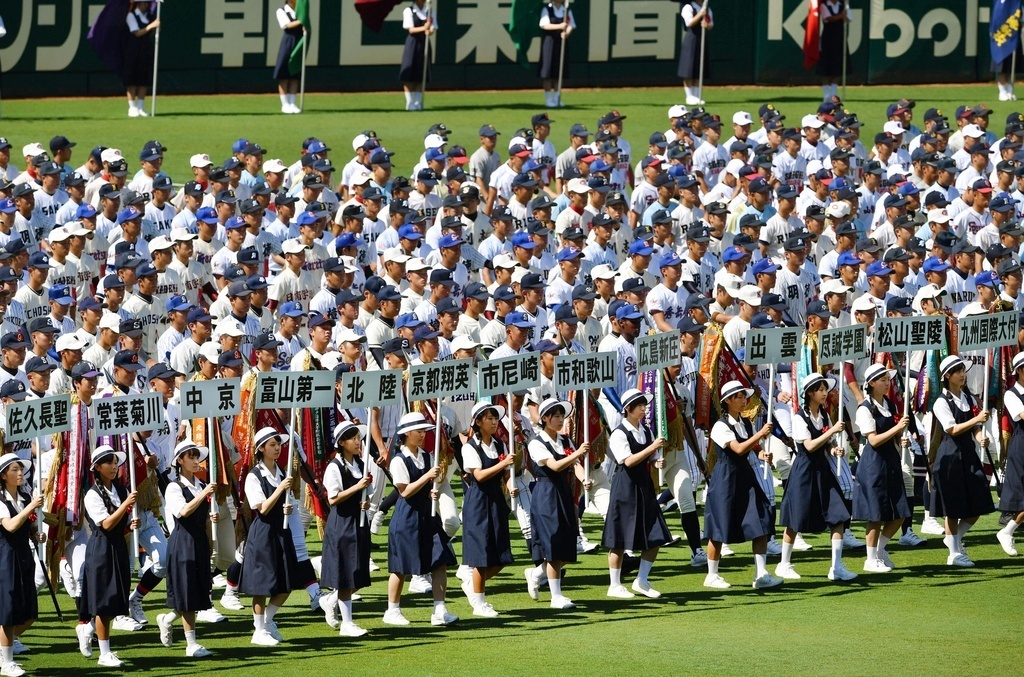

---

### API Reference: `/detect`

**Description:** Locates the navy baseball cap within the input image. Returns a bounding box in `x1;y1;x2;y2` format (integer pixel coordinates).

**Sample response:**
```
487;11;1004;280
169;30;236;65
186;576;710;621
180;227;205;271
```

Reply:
113;350;144;371
48;284;74;305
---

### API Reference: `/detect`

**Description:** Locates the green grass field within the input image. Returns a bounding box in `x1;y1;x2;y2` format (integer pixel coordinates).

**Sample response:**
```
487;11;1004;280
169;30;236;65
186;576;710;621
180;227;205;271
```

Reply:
6;84;1024;675
1;83;1020;184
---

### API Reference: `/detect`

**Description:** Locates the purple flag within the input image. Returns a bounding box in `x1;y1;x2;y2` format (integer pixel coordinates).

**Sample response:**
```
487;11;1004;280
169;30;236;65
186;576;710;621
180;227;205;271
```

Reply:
87;0;132;75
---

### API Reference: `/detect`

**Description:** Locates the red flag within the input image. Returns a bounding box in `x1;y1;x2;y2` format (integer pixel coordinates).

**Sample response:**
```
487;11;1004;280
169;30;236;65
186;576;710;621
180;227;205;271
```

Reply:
803;0;820;70
355;0;404;32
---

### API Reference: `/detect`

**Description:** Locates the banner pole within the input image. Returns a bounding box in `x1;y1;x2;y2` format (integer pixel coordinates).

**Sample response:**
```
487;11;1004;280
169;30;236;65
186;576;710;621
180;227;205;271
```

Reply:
431;397;441;517
299;27;308;113
360;407;373;527
127;435;139;575
841;1;848;102
150;0;162;117
284;408;297;529
420;0;432;109
656;370;665;487
207;416;218;555
1013;50;1018;101
583;388;591;482
508;392;516;512
35;436;43;558
555;0;570;107
763;363;774;481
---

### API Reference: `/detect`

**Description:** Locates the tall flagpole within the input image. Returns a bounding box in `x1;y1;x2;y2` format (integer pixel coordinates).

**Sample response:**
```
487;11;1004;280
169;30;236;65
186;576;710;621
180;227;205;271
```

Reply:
697;0;708;103
420;0;432;110
150;0;162;117
555;0;571;107
299;27;308;113
841;0;848;102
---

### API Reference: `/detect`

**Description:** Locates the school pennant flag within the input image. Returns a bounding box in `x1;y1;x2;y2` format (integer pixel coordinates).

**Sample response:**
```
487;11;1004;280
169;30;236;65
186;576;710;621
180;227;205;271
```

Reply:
288;0;314;75
991;0;1023;66
87;0;133;75
508;0;544;68
803;0;821;71
355;0;405;32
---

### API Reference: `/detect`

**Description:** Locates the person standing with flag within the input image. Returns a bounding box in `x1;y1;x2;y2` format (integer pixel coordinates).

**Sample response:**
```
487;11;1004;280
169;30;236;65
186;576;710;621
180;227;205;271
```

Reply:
815;1;848;103
991;0;1024;101
274;0;305;114
538;0;575;109
400;0;437;111
123;1;160;118
678;1;712;106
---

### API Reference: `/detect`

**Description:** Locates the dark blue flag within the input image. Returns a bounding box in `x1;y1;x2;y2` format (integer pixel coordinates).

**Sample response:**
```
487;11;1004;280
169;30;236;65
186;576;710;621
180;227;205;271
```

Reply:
87;0;131;75
992;0;1023;65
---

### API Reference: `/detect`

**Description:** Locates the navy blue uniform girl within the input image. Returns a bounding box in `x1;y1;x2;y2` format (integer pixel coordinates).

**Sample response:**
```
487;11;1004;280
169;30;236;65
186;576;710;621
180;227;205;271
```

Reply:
777;374;856;582
80;445;140;669
156;442;216;659
460;402;516;617
274;1;304;114
930;356;995;567
852;364;912;573
319;422;372;637
238;427;299;647
123;1;160;117
527;398;590;610
997;352;1024;556
399;1;437;111
384;413;458;627
538;0;576;108
0;454;45;677
602;389;671;599
704;381;780;590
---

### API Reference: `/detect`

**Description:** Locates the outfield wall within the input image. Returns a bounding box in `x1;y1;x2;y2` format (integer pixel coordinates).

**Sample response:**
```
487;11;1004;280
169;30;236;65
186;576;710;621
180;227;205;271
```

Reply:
0;0;1002;98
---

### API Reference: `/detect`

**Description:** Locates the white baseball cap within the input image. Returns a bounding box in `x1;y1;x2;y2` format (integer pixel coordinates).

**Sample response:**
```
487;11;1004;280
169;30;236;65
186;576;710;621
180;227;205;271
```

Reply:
352;134;368;152
668;104;687;119
725;158;746;178
336;328;366;345
806;160;824;178
282;240;310;255
22;142;45;158
406;257;430;272
802;114;825;129
170;229;197;242
263;158;287;173
567;178;590;195
424;133;446;150
736;285;762;306
826;201;851;218
340;256;359;274
927;209;951;224
383;249;411;265
591;263;618;280
149;235;174;251
491;253;518;270
962;124;984;139
715;270;744;295
66;222;91;237
199;342;221;363
218;323;246;338
820;279;853;297
511;267;529;285
349;170;372;188
189;153;213;168
883;121;906;136
56;334;88;352
851;295;878;313
450;335;480;353
733;111;753;126
100;148;124;164
99;313;121;332
48;226;72;243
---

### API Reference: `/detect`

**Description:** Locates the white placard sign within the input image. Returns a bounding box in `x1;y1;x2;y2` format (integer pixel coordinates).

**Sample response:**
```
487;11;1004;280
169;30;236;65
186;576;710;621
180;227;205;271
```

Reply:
874;316;945;352
95;392;165;435
339;369;405;409
179;378;241;419
957;311;1019;352
553;352;617;390
256;371;335;410
4;394;72;443
636;330;681;373
477;352;541;397
745;327;802;365
817;323;870;362
408;359;475;402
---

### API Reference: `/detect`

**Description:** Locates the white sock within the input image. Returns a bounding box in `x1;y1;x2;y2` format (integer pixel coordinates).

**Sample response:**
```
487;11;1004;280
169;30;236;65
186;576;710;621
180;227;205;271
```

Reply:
340;599;353;624
943;534;957;556
265;603;281;622
305;582;321;600
831;537;843;569
609;567;622;587
280;93;289;105
548;574;562;598
98;639;111;655
638;559;654;585
387;601;399;612
532;564;545;580
404;91;412;106
823;85;831;99
707;558;719;576
472;592;486;607
957;521;973;539
781;540;794;567
954;533;964;553
432;600;446;615
165;610;181;623
1000;520;1021;536
253;613;265;632
287;93;296;106
184;630;197;648
866;545;877;561
325;589;338;611
135;99;145;111
1;645;12;664
877;533;891;553
754;553;768;578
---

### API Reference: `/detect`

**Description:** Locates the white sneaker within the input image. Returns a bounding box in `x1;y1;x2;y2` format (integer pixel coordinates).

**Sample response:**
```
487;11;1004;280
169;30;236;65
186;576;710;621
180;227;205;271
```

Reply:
339;621;369;637
60;560;77;597
899;530;926;547
370;511;385;534
97;652;125;667
752;573;784;589
720;544;735;556
606;584;634;599
128;107;140;118
792;534;813;551
128;595;148;625
212;574;227;589
524;567;540;600
703;573;731;589
197;607;226;623
456;564;472;582
319;593;340;629
0;662;25;677
250;630;279;646
921;515;945;535
549;596;575;610
997;530;1019;556
685;95;703;106
828;563;858;581
662;499;678;513
76;622;94;657
368;558;380;572
878;549;895;569
220;588;244;611
10;640;27;655
112;615;144;632
266;619;284;641
186;644;212;658
382;608;410;626
473;602;499;618
765;538;782;556
690;548;708;567
408;574;433;594
430;610;459;626
281;104;291;114
577;536;599;554
774;563;801;580
157;613;174;647
862;558;892;573
842;530;865;548
947;552;974;567
631;579;661;599
136;107;148;117
351;593;362;601
1000;90;1012;102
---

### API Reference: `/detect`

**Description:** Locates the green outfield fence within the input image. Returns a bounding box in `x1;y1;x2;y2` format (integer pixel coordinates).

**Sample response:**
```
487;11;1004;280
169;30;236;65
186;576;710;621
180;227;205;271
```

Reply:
0;0;1004;97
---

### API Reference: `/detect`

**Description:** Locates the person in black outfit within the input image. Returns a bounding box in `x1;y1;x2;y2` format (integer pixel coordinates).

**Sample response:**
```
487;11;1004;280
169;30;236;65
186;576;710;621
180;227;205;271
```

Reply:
816;1;849;102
